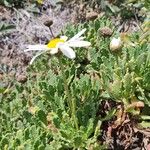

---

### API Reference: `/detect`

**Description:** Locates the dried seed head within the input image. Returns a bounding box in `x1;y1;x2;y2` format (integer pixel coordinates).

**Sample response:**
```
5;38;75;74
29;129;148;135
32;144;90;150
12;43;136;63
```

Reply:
99;27;113;37
17;74;27;83
86;12;98;21
128;101;145;110
135;101;144;108
44;20;53;27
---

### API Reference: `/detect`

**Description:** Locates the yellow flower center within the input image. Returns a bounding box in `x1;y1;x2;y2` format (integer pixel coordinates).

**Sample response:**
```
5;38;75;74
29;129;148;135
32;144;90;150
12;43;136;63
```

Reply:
37;0;43;4
47;38;65;48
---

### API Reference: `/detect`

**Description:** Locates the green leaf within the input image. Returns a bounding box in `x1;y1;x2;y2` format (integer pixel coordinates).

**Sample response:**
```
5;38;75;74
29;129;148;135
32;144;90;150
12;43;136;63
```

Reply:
37;110;47;125
141;115;150;120
86;119;94;138
123;73;132;98
38;144;45;150
73;136;82;148
139;121;150;128
101;108;116;121
0;87;5;93
0;137;9;147
0;23;15;34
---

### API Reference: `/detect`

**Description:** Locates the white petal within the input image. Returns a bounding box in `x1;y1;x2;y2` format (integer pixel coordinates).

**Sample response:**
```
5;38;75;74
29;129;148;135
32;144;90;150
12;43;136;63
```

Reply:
60;36;68;41
69;29;86;41
59;44;76;59
67;40;91;47
29;51;46;65
24;45;50;52
50;48;59;54
78;36;85;40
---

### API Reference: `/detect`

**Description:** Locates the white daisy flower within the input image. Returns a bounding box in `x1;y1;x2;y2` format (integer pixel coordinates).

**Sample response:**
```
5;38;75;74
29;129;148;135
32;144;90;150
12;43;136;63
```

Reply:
24;29;91;64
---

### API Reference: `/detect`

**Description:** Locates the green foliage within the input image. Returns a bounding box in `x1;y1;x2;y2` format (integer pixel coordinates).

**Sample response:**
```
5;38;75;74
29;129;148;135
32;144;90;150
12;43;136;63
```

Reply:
0;0;38;8
100;42;150;106
0;16;150;149
0;23;16;35
0;0;27;7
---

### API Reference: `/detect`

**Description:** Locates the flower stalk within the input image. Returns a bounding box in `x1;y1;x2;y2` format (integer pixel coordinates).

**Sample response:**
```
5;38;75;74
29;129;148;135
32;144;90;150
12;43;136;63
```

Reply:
24;28;91;130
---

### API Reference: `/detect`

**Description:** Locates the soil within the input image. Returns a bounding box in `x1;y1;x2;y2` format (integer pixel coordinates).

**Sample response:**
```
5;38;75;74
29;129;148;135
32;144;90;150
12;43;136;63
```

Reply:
0;0;72;77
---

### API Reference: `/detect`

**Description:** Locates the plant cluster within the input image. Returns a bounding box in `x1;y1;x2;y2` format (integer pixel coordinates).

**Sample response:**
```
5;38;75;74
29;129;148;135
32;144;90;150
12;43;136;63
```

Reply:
0;17;150;149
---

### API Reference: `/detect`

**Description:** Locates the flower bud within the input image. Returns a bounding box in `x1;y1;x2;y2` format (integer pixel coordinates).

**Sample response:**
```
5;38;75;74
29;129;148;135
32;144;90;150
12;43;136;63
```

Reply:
110;37;122;52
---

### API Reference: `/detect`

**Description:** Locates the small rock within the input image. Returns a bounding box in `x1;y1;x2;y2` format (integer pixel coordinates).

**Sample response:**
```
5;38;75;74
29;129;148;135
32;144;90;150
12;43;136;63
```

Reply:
146;144;150;150
17;74;27;83
99;27;113;37
20;53;31;65
71;13;78;24
1;17;7;21
9;71;16;77
86;12;98;21
1;58;10;64
79;4;85;11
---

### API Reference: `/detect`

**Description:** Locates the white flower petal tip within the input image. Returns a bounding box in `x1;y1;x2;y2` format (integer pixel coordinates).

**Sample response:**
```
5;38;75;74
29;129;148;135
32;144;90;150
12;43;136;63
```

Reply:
78;28;86;35
50;48;59;55
79;28;86;34
59;44;76;59
29;51;45;65
60;36;68;41
69;28;87;41
67;41;91;48
24;45;50;52
78;36;86;40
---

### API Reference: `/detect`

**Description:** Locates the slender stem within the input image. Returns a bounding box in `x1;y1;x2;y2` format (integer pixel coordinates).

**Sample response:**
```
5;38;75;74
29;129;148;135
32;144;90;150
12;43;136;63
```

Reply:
49;26;55;38
72;98;79;130
58;57;78;129
115;54;119;66
58;58;72;109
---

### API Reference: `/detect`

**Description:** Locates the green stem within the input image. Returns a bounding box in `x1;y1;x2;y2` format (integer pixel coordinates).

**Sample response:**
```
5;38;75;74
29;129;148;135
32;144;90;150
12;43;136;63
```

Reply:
72;98;79;130
58;58;71;108
115;54;119;66
58;57;78;130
